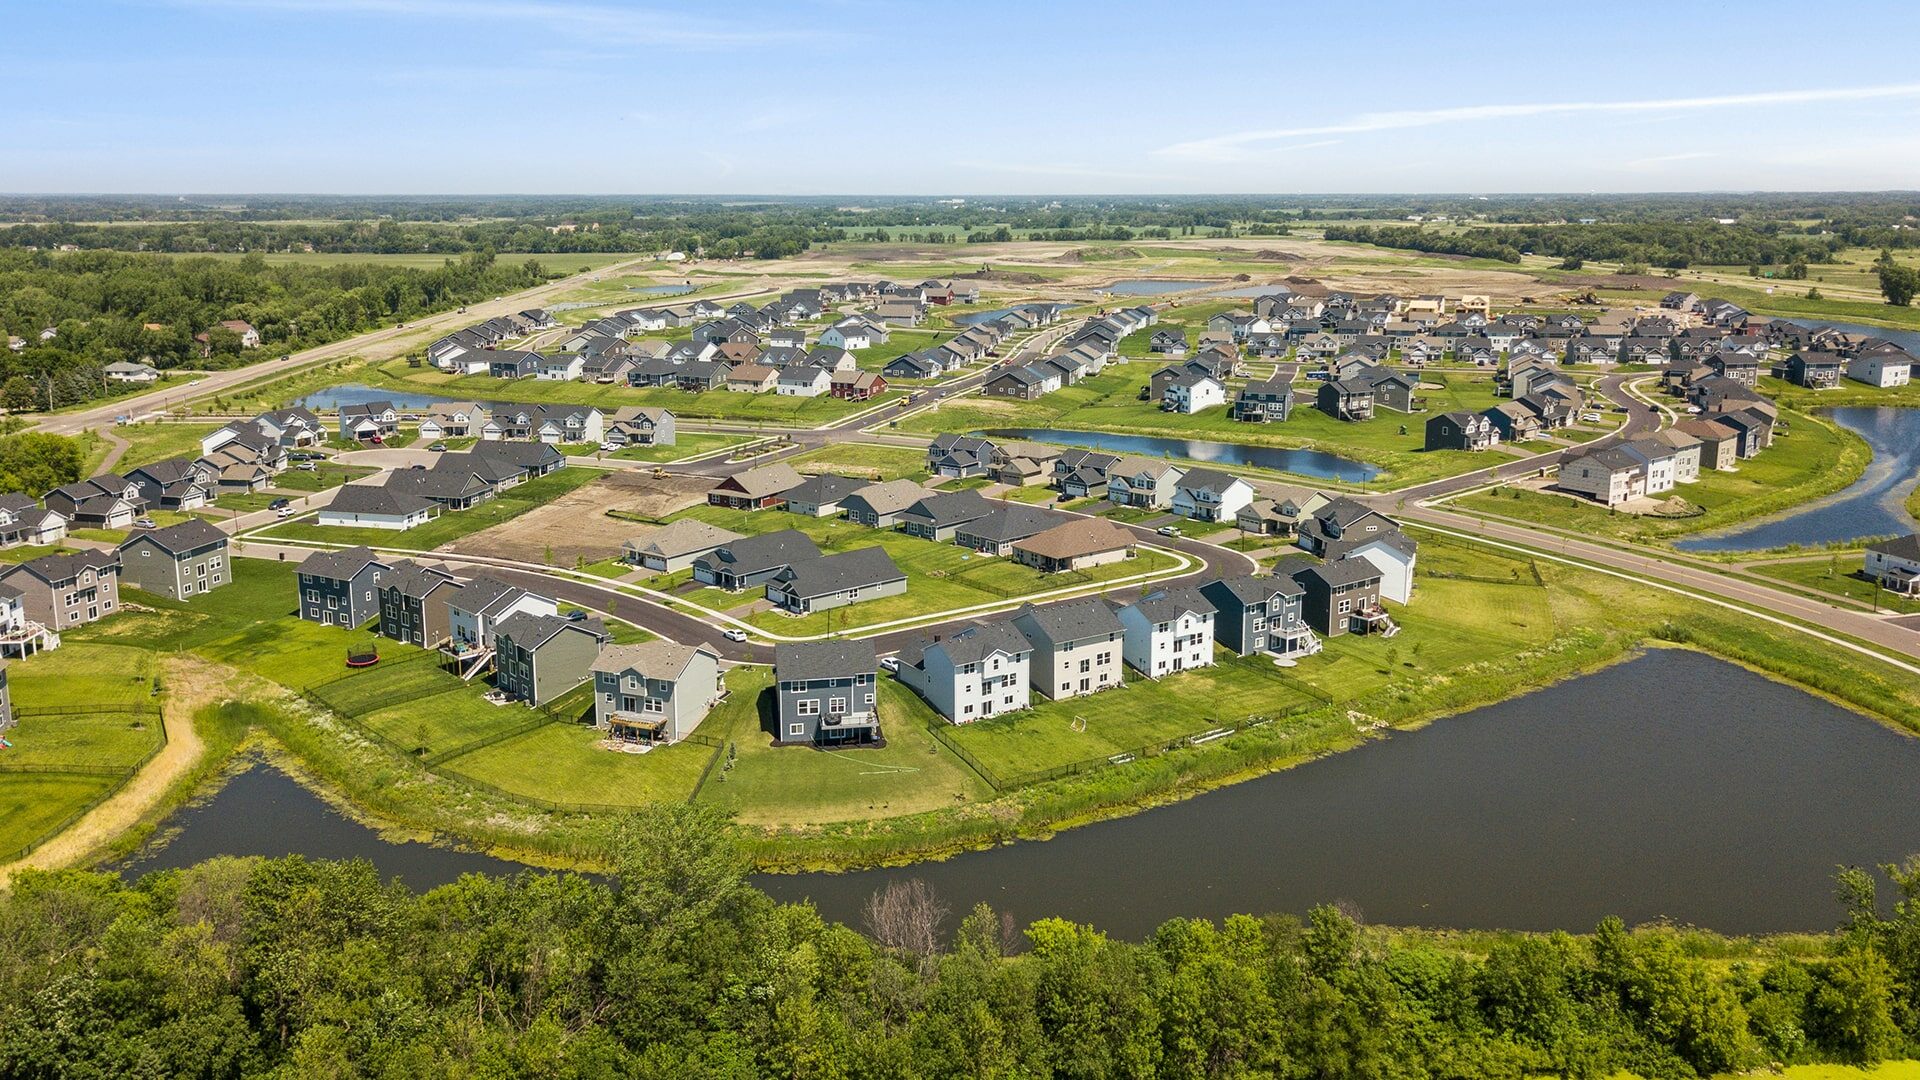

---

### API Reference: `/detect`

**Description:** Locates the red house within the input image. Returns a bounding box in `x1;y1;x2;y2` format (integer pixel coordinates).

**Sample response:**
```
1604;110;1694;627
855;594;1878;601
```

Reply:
830;371;887;401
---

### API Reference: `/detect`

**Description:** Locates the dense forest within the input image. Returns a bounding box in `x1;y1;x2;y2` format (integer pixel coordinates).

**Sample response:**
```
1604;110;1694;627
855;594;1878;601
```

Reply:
4;808;1919;1079
0;250;548;411
1322;223;1847;270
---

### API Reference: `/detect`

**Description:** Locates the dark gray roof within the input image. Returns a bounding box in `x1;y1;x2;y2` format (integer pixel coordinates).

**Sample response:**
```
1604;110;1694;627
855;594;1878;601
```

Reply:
1012;597;1123;644
119;518;227;556
899;621;1031;669
1177;467;1246;496
1122;587;1216;623
495;611;605;651
704;529;822;575
1201;574;1303;607
775;547;904;600
903;488;993;527
296;545;384;581
783;473;867;506
379;558;458;599
775;638;877;681
446;575;526;617
326;484;436;518
1868;534;1920;561
957;504;1065;543
1291;556;1381;589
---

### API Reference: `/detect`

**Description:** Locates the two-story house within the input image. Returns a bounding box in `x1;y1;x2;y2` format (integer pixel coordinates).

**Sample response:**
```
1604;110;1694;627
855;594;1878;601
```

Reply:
444;576;558;653
1199;575;1319;657
492;612;607;706
1113;588;1216;678
294;546;386;628
1010;597;1125;702
44;475;146;529
376;559;461;648
895;622;1033;723
1171;468;1256;524
773;639;880;746
0;551;122;634
1107;457;1185;510
591;641;724;744
116;520;228;600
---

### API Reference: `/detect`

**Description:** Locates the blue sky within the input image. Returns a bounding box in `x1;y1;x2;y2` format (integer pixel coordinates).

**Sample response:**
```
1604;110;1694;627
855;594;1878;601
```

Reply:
8;0;1920;194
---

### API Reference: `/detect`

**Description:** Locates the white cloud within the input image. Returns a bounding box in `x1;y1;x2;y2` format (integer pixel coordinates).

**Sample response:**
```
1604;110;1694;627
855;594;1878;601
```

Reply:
157;0;804;47
1619;151;1718;171
1156;83;1920;162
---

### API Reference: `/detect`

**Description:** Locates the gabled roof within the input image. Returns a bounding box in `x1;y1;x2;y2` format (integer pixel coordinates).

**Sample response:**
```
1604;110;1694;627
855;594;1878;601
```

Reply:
5;549;119;586
590;640;719;680
783;473;867;506
958;504;1065;543
1867;534;1920;561
898;621;1031;670
902;488;993;527
774;547;904;599
494;611;605;651
843;479;927;515
627;519;743;559
326;483;436;518
1013;518;1133;560
703;529;821;575
1290;556;1382;589
1119;587;1216;623
446;575;527;616
1012;596;1124;644
1202;573;1303;607
118;518;227;556
379;558;459;599
1177;467;1249;496
714;462;803;499
296;545;384;581
774;638;877;681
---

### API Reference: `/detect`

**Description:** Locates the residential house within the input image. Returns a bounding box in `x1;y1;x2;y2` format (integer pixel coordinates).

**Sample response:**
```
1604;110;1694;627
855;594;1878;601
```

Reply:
1713;408;1776;458
492;612;607;706
1355;367;1418;412
484;404;603;445
1150;329;1189;355
988;440;1060;489
896;623;1033;723
603;406;676;448
116;520;228;600
316;483;437;530
776;366;831;397
1;551;121;634
126;459;215;512
830;371;887;401
294;546;386;628
1426;411;1499;451
840;479;927;528
1011;598;1126;701
1171;468;1255;523
1478;402;1539;444
773;640;880;745
417;402;485;440
1557;445;1648;506
1052;449;1121;499
1784;351;1845;389
622;520;743;573
1282;555;1391;638
953;505;1065;556
1316;378;1376;421
1296;499;1418;604
765;547;906;616
1198;575;1318;657
898;489;994;542
338;401;399;441
707;462;804;510
693;530;822;591
1647;428;1704;485
1012;519;1135;573
468;439;566;480
1233;377;1295;423
376;559;460;648
726;363;779;393
44;474;145;529
1617;437;1680;496
1162;373;1226;415
782;473;867;518
444;577;557;655
1673;418;1741;471
927;434;997;478
0;495;67;549
1107;457;1184;510
1113;588;1216;677
1848;350;1914;388
1864;535;1920;597
982;365;1055;400
591;641;724;745
104;360;161;383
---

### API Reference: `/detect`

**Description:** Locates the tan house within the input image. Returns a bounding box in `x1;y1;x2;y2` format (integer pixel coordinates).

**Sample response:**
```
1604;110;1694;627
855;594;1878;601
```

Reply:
725;363;778;393
1012;518;1137;573
0;550;122;632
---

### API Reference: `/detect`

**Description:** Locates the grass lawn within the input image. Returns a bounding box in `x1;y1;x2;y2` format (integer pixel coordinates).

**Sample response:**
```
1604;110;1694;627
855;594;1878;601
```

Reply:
0;709;162;769
0;772;124;859
697;667;993;825
1749;555;1920;614
941;651;1327;784
665;503;1181;634
256;465;602;550
7;643;160;711
439;719;715;807
560;432;749;463
272;463;375;492
105;421;225;473
785;441;930;481
1452;409;1866;547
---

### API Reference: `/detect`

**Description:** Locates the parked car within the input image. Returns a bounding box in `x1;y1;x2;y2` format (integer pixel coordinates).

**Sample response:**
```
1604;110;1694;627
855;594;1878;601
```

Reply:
133;517;157;529
1581;412;1603;423
564;610;588;622
721;628;748;643
1156;525;1182;537
428;442;447;452
297;462;317;471
113;414;131;425
268;498;291;510
878;655;900;673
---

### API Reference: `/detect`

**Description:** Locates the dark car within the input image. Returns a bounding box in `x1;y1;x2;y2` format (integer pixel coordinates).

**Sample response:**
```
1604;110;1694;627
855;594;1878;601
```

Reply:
268;498;291;510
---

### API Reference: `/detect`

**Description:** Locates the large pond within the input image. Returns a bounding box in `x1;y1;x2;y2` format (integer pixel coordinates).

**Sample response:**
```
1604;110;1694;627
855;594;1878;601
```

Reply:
1098;279;1224;295
1674;406;1920;552
981;427;1383;483
123;651;1920;937
294;383;496;411
630;283;694;296
951;304;1070;326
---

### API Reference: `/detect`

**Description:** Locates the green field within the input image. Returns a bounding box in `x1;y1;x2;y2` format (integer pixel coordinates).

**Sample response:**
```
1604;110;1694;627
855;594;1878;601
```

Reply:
105;420;225;472
559;431;749;462
7;643;160;712
1748;554;1920;614
0;772;124;860
182;250;645;274
662;502;1181;634
785;441;929;481
1452;408;1866;547
256;465;602;550
438;714;715;807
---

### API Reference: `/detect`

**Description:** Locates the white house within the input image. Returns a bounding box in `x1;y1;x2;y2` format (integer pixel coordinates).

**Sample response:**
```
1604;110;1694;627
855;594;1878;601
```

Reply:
1162;374;1226;415
1107;457;1184;510
776;367;831;397
1618;437;1679;497
818;324;874;351
1170;467;1255;523
1864;535;1920;596
894;623;1032;724
1847;352;1913;388
315;484;436;531
1557;446;1646;506
536;354;585;381
1114;588;1216;678
445;577;559;652
1011;598;1126;702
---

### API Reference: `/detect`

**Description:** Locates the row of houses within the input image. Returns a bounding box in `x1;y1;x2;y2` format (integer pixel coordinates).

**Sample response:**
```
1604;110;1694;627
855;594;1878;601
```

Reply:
1555;380;1779;506
315;440;567;530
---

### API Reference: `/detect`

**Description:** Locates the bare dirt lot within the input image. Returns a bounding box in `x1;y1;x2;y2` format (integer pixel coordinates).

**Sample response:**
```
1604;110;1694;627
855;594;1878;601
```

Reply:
446;471;711;564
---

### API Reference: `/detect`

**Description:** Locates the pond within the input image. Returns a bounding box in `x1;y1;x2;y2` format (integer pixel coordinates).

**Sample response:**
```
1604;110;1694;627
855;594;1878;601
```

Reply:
951;304;1070;326
294;383;498;411
1098;279;1224;295
124;760;529;886
630;283;695;296
980;427;1383;483
123;652;1917;937
761;650;1920;937
1674;406;1920;552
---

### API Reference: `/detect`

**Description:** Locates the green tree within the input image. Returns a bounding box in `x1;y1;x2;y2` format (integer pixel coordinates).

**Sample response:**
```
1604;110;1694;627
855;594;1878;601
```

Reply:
1877;261;1919;306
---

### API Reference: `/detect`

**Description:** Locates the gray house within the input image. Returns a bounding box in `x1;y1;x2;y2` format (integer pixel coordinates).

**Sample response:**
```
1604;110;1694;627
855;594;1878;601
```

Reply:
115;519;229;601
693;529;822;591
1233;377;1295;423
126;459;215;512
782;474;867;518
294;546;387;628
622;520;744;573
1198;575;1318;657
764;548;905;615
1010;597;1126;702
376;559;461;648
591;641;724;745
898;489;994;542
492;612;608;706
0;550;122;633
773;639;880;746
841;479;926;528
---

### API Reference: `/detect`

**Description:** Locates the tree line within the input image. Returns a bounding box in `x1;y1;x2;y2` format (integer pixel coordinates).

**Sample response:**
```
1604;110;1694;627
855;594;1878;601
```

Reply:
4;806;1919;1079
0;250;547;412
1324;222;1846;270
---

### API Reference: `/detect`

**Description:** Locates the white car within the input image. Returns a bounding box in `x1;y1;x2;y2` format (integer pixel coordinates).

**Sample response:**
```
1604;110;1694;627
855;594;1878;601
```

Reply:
1580;411;1603;423
721;628;748;643
275;506;296;520
878;656;900;673
1156;525;1182;537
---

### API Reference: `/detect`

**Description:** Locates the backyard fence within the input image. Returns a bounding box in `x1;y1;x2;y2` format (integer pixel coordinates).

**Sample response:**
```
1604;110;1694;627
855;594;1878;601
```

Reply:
0;703;169;865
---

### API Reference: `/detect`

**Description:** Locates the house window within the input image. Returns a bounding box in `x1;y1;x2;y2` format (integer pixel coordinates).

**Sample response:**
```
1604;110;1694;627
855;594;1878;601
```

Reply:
798;699;820;716
1338;598;1353;614
865;693;875;706
789;723;806;737
828;697;846;715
